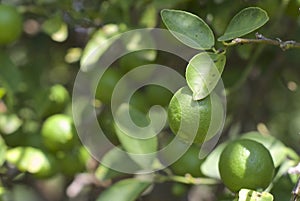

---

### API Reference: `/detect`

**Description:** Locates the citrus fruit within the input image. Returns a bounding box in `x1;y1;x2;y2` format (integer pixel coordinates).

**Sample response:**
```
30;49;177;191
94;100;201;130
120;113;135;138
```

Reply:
167;86;224;144
170;144;204;177
41;114;76;152
96;68;121;104
37;84;70;118
0;4;22;44
218;139;275;192
6;146;58;178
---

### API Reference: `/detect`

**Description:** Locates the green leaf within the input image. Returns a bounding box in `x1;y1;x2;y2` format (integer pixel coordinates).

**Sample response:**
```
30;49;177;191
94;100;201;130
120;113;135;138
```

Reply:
241;131;287;167
0;51;22;94
114;104;158;169
200;142;228;179
96;178;151;201
186;52;226;100
161;9;214;50
80;24;121;71
218;7;269;41
0;136;7;167
238;189;273;201
95;147;140;181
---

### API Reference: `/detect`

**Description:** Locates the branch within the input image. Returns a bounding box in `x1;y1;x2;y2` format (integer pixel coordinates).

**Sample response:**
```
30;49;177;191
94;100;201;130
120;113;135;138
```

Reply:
224;33;300;51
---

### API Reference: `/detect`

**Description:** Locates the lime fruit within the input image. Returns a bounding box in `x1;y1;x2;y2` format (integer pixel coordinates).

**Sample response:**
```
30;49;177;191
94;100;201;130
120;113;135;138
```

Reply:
41;114;76;152
170;144;204;177
167;86;224;144
218;139;275;192
0;4;22;45
37;84;70;118
6;146;57;178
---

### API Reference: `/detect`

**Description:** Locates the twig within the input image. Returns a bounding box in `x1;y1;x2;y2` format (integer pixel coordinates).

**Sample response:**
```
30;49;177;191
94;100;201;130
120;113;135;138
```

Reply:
224;33;300;51
154;173;219;185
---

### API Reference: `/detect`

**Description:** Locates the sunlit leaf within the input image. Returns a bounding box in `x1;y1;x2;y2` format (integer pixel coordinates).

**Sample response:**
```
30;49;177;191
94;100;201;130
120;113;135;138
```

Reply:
80;24;121;71
201;142;228;179
96;178;151;201
218;7;269;41
186;52;226;100
161;9;214;50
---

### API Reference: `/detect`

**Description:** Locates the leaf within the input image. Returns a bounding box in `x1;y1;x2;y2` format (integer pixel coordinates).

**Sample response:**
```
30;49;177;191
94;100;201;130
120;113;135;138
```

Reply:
186;52;226;100
200;142;228;179
95;147;140;181
218;7;269;41
80;24;121;71
161;9;214;50
114;104;158;169
0;51;22;94
241;131;287;167
96;178;151;201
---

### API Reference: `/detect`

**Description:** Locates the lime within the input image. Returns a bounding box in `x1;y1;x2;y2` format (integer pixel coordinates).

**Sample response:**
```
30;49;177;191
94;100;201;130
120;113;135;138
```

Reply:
41;114;76;152
219;139;275;192
6;146;58;178
0;4;22;44
38;84;70;118
167;86;224;144
170;144;204;177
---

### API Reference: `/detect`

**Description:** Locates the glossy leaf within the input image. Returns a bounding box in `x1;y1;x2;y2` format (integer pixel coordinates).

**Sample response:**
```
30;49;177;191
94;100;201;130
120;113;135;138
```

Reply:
186;52;226;100
96;178;151;201
161;9;214;50
200;142;228;179
218;7;269;41
241;131;287;167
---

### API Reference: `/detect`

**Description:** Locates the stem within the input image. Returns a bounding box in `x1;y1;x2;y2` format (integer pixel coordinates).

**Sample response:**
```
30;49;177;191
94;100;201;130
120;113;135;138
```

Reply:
155;173;220;185
223;33;300;51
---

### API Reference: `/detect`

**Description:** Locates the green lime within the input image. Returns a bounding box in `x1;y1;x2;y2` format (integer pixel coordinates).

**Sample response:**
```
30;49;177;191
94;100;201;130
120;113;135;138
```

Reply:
6;146;58;179
38;84;70;118
219;139;275;192
170;144;204;177
167;86;224;144
0;4;22;45
41;114;76;152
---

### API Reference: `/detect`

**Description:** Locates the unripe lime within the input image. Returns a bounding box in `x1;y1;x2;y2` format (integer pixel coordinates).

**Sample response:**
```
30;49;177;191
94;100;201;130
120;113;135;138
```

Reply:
219;139;275;192
0;5;22;45
167;86;224;144
41;114;76;152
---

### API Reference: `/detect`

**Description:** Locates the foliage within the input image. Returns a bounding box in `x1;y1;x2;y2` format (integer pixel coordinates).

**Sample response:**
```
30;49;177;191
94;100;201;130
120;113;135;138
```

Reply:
0;0;300;201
